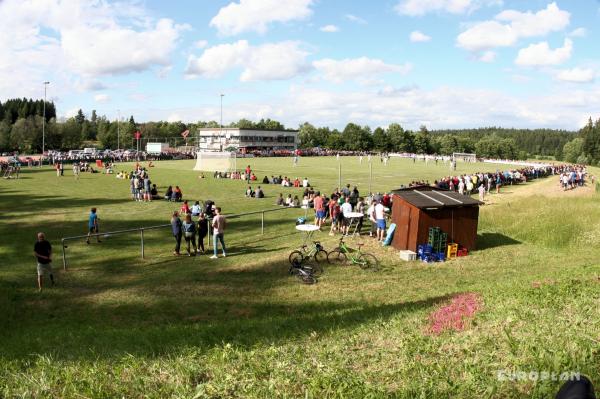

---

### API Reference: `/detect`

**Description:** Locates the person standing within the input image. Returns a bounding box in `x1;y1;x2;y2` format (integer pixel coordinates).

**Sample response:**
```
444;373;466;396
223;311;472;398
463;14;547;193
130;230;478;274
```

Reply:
478;183;486;202
34;232;54;292
211;207;227;259
197;213;209;254
171;211;182;256
60;162;64;176
313;191;325;228
375;199;386;242
73;162;80;180
182;214;197;256
86;208;101;244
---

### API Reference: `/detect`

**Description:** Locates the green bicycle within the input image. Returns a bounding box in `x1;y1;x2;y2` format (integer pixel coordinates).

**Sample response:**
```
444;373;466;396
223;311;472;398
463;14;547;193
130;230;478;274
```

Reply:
327;237;379;271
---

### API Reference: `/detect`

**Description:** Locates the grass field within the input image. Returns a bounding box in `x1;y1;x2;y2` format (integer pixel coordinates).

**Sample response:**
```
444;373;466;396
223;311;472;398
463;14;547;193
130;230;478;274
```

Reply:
1;156;599;398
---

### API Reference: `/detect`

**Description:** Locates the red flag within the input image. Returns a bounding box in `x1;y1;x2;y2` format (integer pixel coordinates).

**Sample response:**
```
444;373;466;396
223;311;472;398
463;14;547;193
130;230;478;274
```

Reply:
134;131;141;140
181;129;190;138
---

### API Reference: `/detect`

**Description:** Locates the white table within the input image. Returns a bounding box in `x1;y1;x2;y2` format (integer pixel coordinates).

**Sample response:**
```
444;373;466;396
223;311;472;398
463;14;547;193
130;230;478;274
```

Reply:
344;212;364;236
295;224;320;246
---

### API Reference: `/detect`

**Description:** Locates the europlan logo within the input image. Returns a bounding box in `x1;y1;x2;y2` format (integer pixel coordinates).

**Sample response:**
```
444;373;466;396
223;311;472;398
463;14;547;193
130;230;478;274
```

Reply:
496;370;581;382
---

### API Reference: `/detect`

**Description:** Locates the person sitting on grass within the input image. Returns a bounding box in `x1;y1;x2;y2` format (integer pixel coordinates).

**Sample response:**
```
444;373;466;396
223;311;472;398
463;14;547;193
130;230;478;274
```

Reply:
191;201;202;216
165;186;173;201
256;186;264;198
276;193;284;206
150;184;160;200
262;175;269;184
172;186;182;202
291;195;300;207
180;200;191;215
285;194;293;206
245;186;254;197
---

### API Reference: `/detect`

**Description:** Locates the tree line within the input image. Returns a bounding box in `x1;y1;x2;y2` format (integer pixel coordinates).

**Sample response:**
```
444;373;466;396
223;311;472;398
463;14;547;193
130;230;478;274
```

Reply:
2;97;599;163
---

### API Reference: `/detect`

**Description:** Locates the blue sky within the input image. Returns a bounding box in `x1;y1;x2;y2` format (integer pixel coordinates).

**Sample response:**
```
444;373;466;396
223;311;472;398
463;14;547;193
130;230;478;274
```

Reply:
1;0;599;130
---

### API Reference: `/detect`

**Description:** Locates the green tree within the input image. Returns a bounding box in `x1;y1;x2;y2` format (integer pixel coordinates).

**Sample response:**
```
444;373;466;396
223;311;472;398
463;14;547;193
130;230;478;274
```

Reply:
298;122;318;148
372;127;390;151
563;137;584;163
342;123;372;151
60;118;83;149
0;120;11;151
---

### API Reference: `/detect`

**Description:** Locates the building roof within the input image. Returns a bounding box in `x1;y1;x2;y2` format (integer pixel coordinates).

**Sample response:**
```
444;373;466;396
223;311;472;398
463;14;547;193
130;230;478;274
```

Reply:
392;188;482;209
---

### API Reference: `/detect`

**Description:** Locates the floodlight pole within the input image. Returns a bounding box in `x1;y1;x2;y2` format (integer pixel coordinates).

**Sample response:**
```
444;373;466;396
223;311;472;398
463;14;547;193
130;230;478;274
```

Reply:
369;158;373;195
117;109;120;151
42;81;50;166
220;93;224;151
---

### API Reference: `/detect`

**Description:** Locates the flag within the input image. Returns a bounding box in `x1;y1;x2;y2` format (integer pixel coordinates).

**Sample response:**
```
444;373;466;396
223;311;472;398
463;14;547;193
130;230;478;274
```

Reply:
181;129;190;138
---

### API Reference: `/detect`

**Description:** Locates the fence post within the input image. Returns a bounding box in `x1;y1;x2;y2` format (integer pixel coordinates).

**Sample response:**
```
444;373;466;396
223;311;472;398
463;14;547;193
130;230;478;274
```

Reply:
261;211;264;234
140;229;145;259
62;239;67;270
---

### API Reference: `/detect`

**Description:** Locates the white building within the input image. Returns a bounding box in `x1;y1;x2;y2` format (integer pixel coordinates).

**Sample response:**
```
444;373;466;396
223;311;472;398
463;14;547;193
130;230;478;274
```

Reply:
196;128;298;152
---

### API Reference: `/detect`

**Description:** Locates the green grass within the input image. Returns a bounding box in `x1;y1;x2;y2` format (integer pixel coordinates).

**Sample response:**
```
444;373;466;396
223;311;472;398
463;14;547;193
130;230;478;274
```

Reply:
1;157;599;398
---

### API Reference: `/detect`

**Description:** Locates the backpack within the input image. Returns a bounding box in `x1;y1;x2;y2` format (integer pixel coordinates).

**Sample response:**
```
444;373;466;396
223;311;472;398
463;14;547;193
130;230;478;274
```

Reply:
296;217;306;225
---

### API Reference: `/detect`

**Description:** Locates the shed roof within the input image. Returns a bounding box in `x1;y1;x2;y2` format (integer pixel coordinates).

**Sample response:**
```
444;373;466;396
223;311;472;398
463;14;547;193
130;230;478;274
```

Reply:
392;189;482;209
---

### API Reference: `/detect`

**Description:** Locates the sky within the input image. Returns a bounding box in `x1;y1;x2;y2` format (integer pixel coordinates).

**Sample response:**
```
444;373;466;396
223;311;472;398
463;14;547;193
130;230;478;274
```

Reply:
1;0;599;130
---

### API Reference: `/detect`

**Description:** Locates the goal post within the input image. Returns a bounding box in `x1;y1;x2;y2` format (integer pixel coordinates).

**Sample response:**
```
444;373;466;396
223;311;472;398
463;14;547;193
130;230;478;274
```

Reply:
452;152;477;162
194;151;236;172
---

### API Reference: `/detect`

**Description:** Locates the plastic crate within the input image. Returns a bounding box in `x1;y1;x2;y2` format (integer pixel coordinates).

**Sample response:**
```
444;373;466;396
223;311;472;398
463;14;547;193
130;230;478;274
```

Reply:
457;248;468;257
435;252;446;262
399;250;417;261
447;243;458;259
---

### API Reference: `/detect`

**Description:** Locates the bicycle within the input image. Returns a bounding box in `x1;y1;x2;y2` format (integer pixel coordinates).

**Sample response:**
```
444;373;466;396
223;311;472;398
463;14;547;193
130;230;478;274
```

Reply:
288;263;318;285
288;241;327;276
327;237;379;271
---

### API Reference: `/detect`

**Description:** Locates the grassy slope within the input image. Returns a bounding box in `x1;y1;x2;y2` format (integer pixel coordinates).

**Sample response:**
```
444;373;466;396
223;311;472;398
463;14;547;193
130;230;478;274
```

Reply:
1;157;599;398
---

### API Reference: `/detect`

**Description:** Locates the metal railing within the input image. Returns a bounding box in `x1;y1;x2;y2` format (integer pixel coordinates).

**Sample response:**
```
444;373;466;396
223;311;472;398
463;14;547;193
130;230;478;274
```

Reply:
60;206;302;270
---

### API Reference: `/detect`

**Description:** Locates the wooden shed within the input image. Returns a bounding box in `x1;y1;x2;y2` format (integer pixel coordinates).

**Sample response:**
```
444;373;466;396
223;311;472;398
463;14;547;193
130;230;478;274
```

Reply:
391;186;482;252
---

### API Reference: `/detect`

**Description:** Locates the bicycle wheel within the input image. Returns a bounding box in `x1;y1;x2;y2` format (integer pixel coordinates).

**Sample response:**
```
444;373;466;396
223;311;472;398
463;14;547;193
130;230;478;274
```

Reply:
288;250;304;267
303;262;323;277
314;249;328;263
296;271;317;285
327;249;347;265
358;253;379;271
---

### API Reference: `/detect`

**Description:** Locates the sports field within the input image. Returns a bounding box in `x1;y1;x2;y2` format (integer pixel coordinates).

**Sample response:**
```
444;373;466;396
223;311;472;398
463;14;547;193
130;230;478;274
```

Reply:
1;156;599;398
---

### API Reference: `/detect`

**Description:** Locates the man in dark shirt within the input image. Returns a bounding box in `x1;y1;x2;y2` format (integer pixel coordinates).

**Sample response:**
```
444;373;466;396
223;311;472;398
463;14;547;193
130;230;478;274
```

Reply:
34;232;54;292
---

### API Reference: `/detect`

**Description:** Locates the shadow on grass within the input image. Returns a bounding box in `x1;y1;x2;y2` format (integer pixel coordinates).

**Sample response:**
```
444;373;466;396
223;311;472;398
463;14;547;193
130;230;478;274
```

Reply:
0;251;453;360
477;232;521;250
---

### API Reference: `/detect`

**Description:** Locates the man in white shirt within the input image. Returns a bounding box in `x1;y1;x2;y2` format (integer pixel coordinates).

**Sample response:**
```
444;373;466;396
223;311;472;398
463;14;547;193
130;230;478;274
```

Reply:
340;197;353;235
374;200;386;242
302;178;309;188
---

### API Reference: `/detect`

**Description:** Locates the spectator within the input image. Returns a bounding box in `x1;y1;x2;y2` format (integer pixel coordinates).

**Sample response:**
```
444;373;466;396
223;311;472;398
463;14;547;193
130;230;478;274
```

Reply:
276;193;284;206
174;186;182;202
165;186;173;201
285;194;293;206
256;186;265;198
291;195;300;207
171;211;182;256
180;200;191;215
197;213;209;254
191;201;202;216
182;214;197;256
211;207;227;259
340;197;353;235
375;200;386;242
245;186;254;197
150;184;160;200
86;208;101;244
262;175;269;184
314;191;325;228
34;232;54;292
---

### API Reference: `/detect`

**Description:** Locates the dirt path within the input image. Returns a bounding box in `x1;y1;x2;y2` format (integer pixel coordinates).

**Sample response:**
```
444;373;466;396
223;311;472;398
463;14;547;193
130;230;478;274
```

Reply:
481;175;595;206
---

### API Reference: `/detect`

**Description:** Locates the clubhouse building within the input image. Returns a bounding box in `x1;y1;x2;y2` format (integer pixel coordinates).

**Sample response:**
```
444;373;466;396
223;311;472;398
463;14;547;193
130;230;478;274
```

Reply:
196;128;298;152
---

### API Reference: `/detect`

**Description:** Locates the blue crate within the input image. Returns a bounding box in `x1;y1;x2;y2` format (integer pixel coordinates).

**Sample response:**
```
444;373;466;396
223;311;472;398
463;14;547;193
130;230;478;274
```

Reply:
435;252;446;262
417;244;433;256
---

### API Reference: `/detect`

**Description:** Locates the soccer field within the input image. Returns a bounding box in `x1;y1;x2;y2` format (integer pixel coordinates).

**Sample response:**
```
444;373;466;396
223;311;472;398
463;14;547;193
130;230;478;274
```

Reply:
1;157;599;398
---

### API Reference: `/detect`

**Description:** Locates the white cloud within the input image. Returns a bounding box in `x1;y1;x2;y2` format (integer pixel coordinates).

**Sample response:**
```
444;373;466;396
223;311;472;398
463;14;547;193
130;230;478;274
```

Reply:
185;40;311;81
94;94;110;103
457;2;570;51
568;27;586;37
409;31;431;42
478;50;496;62
0;0;185;100
62;19;185;76
515;38;572;66
313;57;412;83
395;0;500;16
344;14;367;24
209;0;313;36
194;40;208;49
556;67;595;83
320;24;340;32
